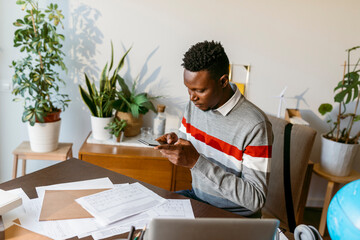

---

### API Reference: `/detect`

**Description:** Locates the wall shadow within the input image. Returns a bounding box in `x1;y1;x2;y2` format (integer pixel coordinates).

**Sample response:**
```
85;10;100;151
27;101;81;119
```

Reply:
120;45;186;129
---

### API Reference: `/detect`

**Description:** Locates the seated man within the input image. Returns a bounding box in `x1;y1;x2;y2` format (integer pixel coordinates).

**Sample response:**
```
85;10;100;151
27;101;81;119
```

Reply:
155;40;272;217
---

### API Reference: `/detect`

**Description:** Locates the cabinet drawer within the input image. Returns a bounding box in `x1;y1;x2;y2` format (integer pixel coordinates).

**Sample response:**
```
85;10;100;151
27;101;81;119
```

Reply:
174;165;192;191
81;155;173;190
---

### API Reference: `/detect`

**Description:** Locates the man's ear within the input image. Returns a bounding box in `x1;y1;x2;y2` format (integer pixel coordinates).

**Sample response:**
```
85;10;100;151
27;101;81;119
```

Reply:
219;74;229;88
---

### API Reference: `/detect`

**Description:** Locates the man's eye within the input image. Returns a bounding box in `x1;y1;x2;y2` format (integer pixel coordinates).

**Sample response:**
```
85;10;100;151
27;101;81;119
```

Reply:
196;89;205;93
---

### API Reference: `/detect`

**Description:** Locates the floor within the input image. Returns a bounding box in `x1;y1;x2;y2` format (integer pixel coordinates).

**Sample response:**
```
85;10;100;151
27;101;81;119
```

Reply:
302;207;331;240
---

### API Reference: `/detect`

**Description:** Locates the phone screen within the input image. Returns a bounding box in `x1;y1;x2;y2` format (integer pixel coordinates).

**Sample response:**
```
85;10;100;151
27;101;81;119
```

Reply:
138;138;161;146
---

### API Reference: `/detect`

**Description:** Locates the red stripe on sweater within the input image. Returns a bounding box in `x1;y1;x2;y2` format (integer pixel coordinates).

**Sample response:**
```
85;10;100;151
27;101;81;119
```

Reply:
182;117;243;160
244;145;272;158
182;117;272;160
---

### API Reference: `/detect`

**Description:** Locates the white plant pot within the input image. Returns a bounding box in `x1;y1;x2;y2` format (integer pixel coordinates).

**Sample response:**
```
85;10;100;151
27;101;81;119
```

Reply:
28;120;61;153
320;135;360;177
91;116;114;141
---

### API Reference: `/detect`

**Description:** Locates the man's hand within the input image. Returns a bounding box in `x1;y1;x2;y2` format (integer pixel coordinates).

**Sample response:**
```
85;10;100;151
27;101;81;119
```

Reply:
155;132;179;145
154;138;200;168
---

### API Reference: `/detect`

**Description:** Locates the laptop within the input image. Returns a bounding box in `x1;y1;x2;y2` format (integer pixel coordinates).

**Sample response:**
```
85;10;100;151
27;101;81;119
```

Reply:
143;218;280;240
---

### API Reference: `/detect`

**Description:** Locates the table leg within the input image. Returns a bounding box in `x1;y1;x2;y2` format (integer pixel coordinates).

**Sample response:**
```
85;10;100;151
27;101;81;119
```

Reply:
22;159;27;176
68;147;73;158
12;155;19;179
319;181;338;236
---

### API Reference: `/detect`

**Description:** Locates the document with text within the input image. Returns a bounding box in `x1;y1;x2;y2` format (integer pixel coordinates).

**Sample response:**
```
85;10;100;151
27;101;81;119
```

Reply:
76;182;167;225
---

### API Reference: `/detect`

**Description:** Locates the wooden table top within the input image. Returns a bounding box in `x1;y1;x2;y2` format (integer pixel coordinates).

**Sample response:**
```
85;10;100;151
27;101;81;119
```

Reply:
0;158;245;240
313;163;360;184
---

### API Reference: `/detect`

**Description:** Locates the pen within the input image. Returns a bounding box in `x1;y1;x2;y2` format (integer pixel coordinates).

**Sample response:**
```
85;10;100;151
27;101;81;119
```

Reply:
134;231;141;240
139;225;147;240
127;226;135;240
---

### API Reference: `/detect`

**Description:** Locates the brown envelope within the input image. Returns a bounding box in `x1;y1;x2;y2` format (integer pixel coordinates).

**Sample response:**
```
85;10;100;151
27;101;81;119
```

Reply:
5;224;52;240
39;189;108;221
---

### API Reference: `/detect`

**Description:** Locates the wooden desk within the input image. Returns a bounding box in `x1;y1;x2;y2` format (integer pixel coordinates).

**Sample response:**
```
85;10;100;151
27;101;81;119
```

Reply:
313;163;360;236
78;133;191;191
0;158;243;240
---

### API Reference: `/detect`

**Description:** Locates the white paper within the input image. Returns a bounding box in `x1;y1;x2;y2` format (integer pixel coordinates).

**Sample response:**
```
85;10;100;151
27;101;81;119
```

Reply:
19;198;101;240
36;177;115;201
1;188;29;229
148;199;194;219
76;182;167;225
90;199;194;240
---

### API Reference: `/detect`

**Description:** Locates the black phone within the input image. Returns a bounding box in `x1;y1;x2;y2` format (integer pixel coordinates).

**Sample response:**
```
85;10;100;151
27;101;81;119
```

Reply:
138;138;161;146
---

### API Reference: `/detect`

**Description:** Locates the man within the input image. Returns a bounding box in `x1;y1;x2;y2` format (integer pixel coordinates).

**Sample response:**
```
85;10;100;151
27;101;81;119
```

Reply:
155;40;272;217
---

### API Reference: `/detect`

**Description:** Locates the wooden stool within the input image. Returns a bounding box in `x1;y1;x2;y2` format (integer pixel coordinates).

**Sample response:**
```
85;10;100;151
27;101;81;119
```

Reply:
12;141;73;179
313;163;360;236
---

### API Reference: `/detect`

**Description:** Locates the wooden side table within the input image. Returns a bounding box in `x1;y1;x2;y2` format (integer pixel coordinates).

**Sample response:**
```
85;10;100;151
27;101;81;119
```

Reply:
78;133;192;191
12;141;73;179
313;163;360;236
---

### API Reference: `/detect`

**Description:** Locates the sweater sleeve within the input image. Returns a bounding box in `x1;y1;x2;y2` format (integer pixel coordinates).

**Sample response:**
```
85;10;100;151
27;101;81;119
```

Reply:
191;121;272;212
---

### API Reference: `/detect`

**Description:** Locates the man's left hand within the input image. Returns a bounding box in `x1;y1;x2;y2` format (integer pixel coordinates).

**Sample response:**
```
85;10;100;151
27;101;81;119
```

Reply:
154;138;200;168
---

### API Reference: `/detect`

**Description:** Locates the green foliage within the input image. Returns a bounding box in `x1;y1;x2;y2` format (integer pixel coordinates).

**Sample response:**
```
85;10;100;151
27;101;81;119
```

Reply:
319;46;360;144
105;118;127;137
112;76;158;118
11;0;70;126
79;43;131;118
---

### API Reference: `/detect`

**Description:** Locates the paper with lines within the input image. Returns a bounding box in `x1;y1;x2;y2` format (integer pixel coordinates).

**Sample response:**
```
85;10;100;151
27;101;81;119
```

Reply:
76;182;167;225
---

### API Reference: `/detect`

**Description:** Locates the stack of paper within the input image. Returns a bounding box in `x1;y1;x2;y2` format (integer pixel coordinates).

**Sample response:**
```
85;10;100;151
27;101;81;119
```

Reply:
0;189;22;215
2;178;195;240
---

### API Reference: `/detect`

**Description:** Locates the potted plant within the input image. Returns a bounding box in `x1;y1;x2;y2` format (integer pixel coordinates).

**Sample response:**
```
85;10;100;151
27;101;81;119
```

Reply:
79;42;130;140
318;46;360;176
105;118;127;142
113;76;158;137
11;0;70;152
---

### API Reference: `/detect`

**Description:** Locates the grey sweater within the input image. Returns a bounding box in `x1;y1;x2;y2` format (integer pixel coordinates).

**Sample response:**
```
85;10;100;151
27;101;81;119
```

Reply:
179;89;272;216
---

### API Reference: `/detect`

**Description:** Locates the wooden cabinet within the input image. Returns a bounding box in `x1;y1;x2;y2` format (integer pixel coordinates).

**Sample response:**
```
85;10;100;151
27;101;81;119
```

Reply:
78;133;192;191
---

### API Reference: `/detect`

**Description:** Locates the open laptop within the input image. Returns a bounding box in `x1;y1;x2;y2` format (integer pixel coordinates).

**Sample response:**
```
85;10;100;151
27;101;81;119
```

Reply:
144;218;280;240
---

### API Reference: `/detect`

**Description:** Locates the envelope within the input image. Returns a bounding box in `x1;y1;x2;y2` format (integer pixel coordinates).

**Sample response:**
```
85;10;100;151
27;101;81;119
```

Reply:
5;224;52;240
39;189;108;221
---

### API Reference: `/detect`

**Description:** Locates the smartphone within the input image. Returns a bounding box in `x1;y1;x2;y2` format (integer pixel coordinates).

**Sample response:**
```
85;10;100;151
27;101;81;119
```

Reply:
138;138;162;146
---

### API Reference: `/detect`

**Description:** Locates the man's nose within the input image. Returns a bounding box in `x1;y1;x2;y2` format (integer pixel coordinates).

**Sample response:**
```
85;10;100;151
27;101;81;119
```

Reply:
190;92;198;101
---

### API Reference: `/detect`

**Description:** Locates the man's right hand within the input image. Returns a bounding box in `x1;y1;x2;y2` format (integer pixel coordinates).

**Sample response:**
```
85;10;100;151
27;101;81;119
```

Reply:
156;132;178;145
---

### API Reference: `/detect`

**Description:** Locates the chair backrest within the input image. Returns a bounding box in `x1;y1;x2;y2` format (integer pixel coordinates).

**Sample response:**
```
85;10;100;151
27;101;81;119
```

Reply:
263;115;316;229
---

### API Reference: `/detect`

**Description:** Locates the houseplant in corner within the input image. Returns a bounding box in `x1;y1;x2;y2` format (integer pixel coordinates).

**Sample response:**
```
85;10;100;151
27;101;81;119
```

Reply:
79;42;130;140
11;0;70;152
318;46;360;176
113;76;158;137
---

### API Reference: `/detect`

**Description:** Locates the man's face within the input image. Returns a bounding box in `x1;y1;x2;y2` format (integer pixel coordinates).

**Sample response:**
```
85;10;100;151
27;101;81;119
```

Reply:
184;69;224;111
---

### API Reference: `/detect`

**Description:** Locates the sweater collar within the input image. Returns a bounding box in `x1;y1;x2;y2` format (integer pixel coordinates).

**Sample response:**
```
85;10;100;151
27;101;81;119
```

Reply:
213;83;242;116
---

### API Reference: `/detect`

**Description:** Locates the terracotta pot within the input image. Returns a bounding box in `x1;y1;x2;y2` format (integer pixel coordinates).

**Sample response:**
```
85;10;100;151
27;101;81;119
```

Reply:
115;111;143;137
36;110;61;123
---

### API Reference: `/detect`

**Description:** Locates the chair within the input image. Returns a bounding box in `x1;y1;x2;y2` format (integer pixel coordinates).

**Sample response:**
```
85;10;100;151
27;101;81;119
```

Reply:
262;115;316;231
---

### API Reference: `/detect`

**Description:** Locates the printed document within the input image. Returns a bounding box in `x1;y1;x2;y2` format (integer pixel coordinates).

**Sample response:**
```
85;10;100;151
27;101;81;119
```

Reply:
76;182;167;225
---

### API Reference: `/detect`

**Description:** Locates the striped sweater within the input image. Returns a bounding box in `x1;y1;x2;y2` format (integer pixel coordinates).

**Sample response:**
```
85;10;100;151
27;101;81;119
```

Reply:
178;88;272;216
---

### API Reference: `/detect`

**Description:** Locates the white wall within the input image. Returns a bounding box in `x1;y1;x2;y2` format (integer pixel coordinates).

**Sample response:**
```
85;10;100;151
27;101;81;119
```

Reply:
1;0;359;207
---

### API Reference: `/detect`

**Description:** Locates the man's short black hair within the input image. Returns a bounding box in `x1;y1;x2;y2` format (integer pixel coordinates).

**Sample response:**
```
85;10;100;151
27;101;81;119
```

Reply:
182;40;229;80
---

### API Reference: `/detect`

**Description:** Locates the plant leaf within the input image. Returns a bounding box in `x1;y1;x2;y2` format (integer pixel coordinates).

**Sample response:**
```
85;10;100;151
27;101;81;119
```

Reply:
79;85;97;116
318;103;333;115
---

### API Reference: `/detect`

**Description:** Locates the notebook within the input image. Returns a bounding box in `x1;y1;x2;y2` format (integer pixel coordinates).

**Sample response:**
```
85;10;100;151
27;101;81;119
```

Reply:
144;218;280;240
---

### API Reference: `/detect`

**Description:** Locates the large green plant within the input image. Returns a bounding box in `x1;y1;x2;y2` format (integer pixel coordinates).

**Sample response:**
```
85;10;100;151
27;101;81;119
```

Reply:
319;46;360;144
11;0;70;126
79;43;131;118
113;76;157;118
